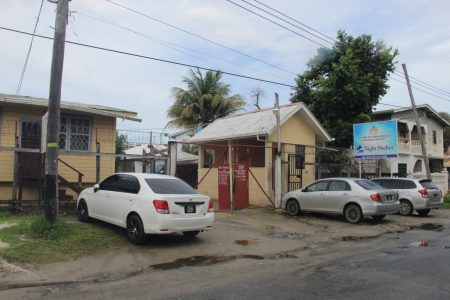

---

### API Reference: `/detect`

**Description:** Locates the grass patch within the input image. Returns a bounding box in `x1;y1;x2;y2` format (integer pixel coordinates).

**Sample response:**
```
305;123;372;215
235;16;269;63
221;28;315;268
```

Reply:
0;214;127;263
443;193;450;209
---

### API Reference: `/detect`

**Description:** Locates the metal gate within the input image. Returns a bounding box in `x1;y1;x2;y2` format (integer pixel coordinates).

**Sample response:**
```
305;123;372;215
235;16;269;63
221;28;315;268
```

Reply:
288;150;305;192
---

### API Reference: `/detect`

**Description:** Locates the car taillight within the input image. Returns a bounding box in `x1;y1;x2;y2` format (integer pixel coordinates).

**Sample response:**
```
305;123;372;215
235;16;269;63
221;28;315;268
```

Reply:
207;199;214;213
153;200;170;214
370;193;381;202
418;189;428;198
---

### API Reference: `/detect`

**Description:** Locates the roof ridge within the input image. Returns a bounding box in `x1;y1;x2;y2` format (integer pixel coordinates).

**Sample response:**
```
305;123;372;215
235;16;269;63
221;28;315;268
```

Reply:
217;102;303;121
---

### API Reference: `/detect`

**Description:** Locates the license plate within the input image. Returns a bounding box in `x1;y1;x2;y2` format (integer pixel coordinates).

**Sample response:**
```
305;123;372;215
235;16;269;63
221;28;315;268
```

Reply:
185;205;196;214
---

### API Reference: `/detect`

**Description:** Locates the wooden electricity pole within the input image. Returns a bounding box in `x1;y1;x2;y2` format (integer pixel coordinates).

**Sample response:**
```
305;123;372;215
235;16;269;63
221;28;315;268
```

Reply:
44;0;69;224
402;64;431;179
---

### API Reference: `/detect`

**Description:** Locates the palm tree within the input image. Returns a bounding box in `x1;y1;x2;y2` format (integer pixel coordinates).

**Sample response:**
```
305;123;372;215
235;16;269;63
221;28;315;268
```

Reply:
166;69;246;128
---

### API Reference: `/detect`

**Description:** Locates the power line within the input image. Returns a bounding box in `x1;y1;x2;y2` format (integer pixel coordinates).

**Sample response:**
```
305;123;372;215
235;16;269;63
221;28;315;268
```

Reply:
105;0;297;76
390;76;450;102
16;0;45;94
0;26;296;88
225;0;329;48
252;0;337;43
74;8;287;82
230;0;450;104
238;0;334;45
393;71;450;97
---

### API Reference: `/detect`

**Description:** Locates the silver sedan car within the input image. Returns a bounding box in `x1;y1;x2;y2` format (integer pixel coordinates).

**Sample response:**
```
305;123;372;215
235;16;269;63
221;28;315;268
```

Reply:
282;178;400;223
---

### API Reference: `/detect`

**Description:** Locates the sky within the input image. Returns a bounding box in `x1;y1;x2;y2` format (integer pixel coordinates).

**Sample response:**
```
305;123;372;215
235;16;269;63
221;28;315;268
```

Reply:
0;0;449;135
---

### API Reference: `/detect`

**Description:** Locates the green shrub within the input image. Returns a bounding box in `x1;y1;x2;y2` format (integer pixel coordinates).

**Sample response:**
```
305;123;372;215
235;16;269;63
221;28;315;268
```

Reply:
29;216;72;240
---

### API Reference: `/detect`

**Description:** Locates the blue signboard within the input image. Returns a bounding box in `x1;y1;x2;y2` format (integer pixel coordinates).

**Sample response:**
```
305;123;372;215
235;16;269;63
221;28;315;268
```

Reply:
353;120;398;158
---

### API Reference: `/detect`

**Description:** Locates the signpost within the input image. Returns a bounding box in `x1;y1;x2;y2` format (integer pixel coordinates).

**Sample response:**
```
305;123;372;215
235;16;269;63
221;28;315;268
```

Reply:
353;120;398;177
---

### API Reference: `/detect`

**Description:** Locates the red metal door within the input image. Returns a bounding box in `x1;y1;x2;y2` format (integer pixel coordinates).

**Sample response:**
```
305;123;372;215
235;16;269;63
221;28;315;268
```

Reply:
218;163;249;210
218;165;230;210
233;162;249;209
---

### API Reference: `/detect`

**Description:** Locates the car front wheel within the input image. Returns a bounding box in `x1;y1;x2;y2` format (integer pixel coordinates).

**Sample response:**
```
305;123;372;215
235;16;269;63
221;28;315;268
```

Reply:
344;204;363;224
127;215;145;245
77;200;90;223
285;199;301;216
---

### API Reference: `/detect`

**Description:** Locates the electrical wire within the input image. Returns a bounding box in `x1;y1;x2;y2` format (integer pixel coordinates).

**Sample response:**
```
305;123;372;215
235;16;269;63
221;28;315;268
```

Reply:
238;0;334;45
16;0;45;95
390;76;450;102
74;8;287;82
252;0;337;43
0;26;296;88
225;0;329;48
393;71;450;97
229;0;450;104
105;0;297;76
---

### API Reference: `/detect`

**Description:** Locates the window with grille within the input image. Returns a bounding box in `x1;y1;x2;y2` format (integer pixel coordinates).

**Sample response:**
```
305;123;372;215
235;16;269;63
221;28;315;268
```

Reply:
59;116;91;151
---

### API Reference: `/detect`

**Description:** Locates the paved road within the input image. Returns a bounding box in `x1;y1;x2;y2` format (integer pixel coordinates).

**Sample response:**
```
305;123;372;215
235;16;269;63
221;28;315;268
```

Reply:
3;223;449;299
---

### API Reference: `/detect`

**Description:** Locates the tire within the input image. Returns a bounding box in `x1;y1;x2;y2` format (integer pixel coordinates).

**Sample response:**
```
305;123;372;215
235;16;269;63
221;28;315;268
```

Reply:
344;204;363;224
285;199;301;216
76;200;90;223
183;230;200;237
417;209;430;217
372;214;386;220
399;200;413;216
126;215;145;245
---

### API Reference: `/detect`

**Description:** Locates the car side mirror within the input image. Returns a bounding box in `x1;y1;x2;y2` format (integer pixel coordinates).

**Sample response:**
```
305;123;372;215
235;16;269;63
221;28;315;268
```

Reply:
301;188;307;192
94;184;100;193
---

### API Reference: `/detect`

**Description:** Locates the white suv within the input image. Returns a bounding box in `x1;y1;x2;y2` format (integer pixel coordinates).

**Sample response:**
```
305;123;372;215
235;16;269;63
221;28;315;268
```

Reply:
371;178;443;216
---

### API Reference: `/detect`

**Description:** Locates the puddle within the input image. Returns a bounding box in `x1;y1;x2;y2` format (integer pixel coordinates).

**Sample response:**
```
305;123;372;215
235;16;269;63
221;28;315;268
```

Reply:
234;239;258;246
270;232;304;240
150;254;264;271
341;235;379;241
409;223;444;231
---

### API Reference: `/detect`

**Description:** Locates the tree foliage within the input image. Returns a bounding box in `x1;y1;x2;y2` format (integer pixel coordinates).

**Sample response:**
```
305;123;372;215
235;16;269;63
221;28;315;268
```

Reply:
292;31;399;147
439;112;450;151
166;68;246;128
115;133;128;154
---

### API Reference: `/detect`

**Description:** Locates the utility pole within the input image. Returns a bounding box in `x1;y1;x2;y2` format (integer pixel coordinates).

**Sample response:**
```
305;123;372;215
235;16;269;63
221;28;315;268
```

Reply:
273;93;282;208
44;0;69;224
402;64;431;179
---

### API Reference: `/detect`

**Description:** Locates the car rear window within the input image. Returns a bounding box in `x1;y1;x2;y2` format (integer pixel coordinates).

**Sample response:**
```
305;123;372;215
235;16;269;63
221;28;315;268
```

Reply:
355;179;383;190
419;180;438;190
146;178;197;194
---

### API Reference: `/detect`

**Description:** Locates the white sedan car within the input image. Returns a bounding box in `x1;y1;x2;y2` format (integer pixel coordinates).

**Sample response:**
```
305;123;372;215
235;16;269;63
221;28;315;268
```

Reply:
76;173;214;244
282;178;400;224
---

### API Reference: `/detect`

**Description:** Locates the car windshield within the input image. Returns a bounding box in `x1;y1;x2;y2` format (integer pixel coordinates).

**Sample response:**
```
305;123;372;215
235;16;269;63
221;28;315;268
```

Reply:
355;179;383;190
419;180;438;190
145;178;197;194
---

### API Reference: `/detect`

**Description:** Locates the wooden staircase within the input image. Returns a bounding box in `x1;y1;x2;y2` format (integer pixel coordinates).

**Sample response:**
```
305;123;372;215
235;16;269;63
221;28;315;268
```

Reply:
57;158;84;214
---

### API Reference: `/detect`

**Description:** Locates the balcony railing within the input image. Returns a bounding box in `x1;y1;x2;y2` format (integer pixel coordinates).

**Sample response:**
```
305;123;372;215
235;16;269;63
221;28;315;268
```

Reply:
398;139;427;154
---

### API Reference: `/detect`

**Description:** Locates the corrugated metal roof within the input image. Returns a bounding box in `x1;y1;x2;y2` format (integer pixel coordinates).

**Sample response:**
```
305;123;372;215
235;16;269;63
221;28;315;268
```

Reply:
0;93;141;122
188;102;332;143
374;104;450;127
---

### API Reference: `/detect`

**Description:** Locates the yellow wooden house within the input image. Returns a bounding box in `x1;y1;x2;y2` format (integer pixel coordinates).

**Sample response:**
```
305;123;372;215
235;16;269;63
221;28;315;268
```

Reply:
187;102;332;208
0;93;140;205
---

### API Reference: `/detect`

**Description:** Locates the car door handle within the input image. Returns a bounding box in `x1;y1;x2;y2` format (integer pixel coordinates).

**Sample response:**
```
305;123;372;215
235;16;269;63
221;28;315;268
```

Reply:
343;193;348;196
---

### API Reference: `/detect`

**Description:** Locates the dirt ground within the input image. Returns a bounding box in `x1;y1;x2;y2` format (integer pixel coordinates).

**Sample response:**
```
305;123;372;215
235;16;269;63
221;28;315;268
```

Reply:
1;208;449;289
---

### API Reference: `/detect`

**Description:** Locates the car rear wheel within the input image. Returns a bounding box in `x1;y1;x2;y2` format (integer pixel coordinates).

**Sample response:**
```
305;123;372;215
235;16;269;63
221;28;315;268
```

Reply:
76;200;90;223
344;204;363;224
417;209;430;217
285;199;301;216
372;214;386;220
183;230;200;237
399;200;413;216
127;215;145;245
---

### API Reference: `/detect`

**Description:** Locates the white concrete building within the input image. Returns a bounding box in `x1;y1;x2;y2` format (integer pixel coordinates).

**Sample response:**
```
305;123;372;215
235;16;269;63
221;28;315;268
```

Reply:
373;104;449;191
